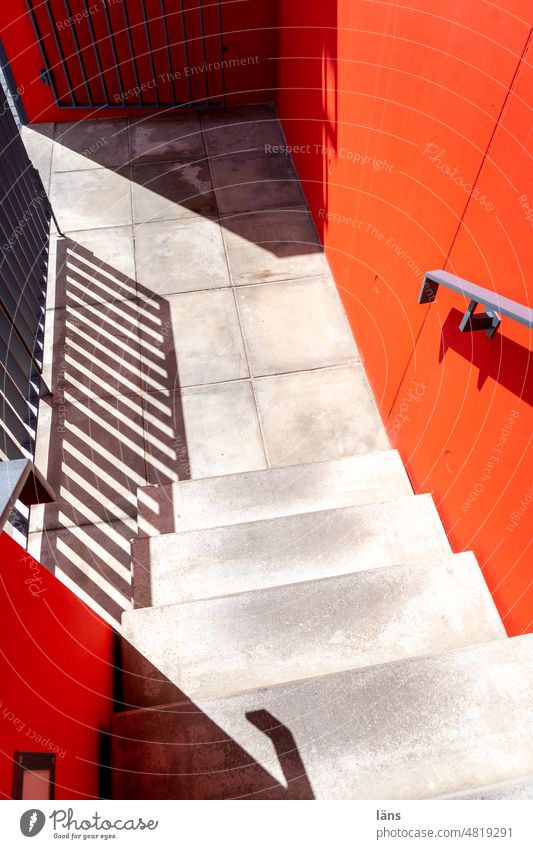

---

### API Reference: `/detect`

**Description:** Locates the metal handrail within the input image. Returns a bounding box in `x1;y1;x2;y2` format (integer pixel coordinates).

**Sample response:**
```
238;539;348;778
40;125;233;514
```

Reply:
0;458;55;531
419;270;533;339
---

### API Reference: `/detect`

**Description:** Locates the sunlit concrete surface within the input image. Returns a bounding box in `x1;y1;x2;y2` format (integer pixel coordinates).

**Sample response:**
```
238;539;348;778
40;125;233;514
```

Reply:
25;105;384;627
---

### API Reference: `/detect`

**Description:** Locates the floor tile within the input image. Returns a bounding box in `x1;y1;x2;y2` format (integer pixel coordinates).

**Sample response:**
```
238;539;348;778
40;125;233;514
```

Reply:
209;149;304;214
131;161;216;223
143;381;266;483
255;366;389;467
21;122;54;191
50;167;132;231
222;208;328;285
139;288;248;391
47;228;136;310
47;298;143;400
129;114;204;164
28;518;136;628
33;394;147;530
237;278;357;376
202;104;285;156
53;119;130;171
134;217;230;297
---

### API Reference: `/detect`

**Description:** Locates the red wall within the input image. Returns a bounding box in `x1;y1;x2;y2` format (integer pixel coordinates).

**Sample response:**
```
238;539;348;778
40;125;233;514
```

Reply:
0;532;116;799
277;1;533;636
0;0;277;123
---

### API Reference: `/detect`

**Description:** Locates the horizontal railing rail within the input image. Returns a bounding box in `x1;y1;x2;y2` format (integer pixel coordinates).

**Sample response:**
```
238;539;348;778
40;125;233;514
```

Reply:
419;270;533;339
0;458;54;531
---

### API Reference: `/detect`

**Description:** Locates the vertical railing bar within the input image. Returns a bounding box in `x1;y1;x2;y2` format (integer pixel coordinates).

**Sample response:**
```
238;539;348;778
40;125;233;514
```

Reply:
0;367;35;428
62;0;95;106
0;226;44;332
0;119;50;240
197;0;210;104
0;245;42;339
160;0;177;104
0;423;31;461
42;0;79;106
101;0;126;101
0;390;34;453
0;356;36;425
0;265;40;356
140;0;160;107
0;115;49;322
0;306;40;390
81;0;111;104
25;0;62;106
0;120;48;271
217;0;225;104
121;0;143;106
0;166;47;301
178;0;193;104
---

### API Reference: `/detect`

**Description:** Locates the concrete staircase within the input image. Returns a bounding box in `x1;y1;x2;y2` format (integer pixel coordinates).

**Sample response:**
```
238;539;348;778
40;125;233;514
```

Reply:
111;449;533;799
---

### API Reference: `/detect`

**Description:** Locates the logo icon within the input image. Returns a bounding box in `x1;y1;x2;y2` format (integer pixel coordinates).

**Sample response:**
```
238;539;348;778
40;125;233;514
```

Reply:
20;810;46;837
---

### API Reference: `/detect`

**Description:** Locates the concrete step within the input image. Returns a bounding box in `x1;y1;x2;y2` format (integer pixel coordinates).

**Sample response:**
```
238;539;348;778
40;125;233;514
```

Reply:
136;450;412;536
131;493;452;607
441;775;533;800
121;552;504;704
111;634;533;799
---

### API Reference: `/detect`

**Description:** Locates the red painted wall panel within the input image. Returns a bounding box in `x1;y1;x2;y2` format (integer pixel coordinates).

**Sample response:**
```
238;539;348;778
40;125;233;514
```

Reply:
277;2;533;634
389;34;533;637
0;532;116;798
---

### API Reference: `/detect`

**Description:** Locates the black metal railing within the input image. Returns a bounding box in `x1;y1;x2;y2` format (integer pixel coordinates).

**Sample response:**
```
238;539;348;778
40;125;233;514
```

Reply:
419;270;533;339
26;0;227;109
0;78;58;467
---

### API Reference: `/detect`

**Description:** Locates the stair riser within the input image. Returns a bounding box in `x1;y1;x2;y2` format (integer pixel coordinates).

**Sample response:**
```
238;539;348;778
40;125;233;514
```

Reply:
131;494;451;607
122;554;504;703
112;635;533;800
136;451;412;536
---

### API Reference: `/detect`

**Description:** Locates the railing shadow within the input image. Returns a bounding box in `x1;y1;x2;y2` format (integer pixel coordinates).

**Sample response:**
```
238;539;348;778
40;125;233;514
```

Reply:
439;308;533;405
36;237;191;626
112;640;315;800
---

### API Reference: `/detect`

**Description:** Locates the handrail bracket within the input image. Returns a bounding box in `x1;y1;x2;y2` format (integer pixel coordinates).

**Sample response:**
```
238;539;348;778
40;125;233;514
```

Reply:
459;299;501;339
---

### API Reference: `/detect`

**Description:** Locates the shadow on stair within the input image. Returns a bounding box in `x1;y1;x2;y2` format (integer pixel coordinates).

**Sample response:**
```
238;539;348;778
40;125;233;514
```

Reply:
111;641;315;799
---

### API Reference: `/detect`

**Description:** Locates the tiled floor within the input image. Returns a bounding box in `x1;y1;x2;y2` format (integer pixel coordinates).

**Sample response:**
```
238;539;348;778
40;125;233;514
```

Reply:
25;104;387;627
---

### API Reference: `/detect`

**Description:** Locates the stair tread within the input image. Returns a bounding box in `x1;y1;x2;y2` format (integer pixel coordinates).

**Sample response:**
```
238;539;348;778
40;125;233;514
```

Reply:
122;552;504;702
112;634;533;800
131;493;451;606
136;450;412;536
441;775;533;799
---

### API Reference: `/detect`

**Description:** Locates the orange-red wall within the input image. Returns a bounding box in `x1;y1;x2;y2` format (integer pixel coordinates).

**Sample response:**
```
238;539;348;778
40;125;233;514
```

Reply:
1;0;277;123
277;1;533;636
0;532;116;799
